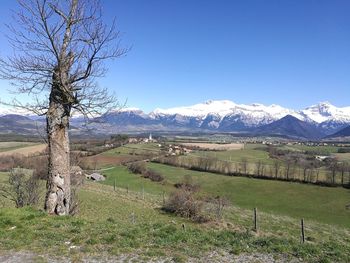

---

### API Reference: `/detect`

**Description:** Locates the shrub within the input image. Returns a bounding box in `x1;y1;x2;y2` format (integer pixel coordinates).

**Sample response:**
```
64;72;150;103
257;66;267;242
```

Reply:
0;168;40;208
174;174;200;192
128;162;164;182
164;176;207;223
128;162;147;174
163;188;207;222
142;169;164;182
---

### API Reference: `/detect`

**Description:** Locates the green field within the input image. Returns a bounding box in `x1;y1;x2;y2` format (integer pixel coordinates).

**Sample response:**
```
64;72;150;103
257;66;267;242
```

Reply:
105;143;161;156
279;145;340;155
1;142;350;262
100;163;350;228
0;171;349;262
190;145;274;164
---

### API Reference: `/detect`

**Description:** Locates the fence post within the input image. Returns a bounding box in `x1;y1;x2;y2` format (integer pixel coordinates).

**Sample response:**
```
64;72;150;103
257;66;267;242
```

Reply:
131;212;136;224
301;218;305;243
113;178;116;191
253;207;258;232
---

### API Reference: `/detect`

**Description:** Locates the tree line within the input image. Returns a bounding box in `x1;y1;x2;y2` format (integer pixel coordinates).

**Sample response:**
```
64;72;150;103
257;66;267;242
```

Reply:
154;155;350;187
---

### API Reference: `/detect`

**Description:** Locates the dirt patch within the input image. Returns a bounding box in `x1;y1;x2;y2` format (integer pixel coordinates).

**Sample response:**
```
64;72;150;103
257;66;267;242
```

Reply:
181;142;244;151
0;251;301;263
0;144;47;157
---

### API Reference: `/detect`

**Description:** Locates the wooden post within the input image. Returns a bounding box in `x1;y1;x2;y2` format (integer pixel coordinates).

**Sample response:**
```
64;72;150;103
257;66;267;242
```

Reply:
131;212;136;224
113;178;116;191
253;208;258;232
301;218;305;243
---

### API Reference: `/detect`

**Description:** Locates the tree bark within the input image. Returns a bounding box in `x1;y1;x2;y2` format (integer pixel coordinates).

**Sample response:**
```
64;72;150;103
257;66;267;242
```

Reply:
44;68;71;215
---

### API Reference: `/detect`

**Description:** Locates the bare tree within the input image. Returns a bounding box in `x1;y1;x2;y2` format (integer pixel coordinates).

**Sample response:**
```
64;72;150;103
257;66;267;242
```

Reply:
0;0;127;215
254;160;265;177
0;168;40;208
327;159;338;185
284;156;295;180
240;157;248;175
272;160;281;178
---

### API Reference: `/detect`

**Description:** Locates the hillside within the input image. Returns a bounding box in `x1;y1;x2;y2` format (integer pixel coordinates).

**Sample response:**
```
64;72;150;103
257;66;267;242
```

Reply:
253;115;325;140
327;125;350;138
0;171;349;262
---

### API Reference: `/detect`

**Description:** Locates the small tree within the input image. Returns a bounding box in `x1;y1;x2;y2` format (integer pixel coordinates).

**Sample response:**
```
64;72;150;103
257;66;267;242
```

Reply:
0;0;127;215
0;168;40;208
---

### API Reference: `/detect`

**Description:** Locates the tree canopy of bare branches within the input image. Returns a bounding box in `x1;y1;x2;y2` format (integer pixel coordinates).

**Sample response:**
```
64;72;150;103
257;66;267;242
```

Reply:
0;0;127;117
0;0;127;215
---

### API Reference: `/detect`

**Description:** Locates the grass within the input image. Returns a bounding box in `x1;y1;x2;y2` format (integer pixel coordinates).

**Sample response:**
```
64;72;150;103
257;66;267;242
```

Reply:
190;147;274;164
333;153;350;161
100;163;350;228
144;163;350;228
100;165;171;195
1;143;350;261
279;145;340;155
105;143;161;156
0;179;349;262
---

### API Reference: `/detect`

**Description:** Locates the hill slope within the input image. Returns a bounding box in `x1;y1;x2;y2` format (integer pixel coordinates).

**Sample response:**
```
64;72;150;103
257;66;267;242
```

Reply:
254;115;325;140
327;125;350;138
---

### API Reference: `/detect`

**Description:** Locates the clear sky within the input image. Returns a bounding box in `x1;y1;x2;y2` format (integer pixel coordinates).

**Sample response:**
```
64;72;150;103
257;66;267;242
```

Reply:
0;0;349;112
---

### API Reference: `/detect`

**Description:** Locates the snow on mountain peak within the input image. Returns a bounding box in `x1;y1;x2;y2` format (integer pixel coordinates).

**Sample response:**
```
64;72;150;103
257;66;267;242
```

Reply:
152;100;237;118
300;102;350;123
150;100;305;126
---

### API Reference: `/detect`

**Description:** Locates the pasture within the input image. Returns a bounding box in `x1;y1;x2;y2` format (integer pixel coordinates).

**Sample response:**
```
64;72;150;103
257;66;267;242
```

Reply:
0;143;46;156
0;171;349;262
101;163;350;228
181;142;244;151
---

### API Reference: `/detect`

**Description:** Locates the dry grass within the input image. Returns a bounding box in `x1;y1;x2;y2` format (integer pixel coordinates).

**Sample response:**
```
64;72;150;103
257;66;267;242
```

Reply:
0;144;47;157
181;142;244;151
333;153;350;161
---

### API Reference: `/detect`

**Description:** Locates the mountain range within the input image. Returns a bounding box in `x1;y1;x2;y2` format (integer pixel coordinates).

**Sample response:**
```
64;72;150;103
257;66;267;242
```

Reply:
1;100;350;140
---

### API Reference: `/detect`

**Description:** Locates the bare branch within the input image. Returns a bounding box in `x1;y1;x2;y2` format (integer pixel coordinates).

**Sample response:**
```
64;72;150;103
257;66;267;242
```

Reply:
0;0;128;117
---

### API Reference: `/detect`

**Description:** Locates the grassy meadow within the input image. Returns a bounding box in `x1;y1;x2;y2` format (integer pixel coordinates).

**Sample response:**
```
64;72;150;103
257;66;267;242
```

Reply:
1;141;350;262
100;163;350;228
0;171;349;262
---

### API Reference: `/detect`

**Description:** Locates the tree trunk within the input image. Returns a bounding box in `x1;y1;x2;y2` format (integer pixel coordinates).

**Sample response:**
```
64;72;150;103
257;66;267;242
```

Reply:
44;68;71;215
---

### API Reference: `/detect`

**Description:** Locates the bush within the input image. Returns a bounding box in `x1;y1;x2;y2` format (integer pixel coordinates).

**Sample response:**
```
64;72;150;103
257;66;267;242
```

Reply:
338;148;350;153
164;176;207;223
128;162;164;182
128;162;147;174
142;169;164;182
163;188;207;223
0;168;40;208
174;174;200;192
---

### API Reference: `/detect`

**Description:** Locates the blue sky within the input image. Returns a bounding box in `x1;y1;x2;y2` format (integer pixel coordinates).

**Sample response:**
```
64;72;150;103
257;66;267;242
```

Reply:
0;0;349;112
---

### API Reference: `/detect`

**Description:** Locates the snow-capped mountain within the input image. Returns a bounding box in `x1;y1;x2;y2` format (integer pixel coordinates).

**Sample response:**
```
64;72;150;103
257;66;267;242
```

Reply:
150;100;350;133
299;101;350;124
151;100;237;118
151;100;303;129
1;100;350;138
296;102;350;134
